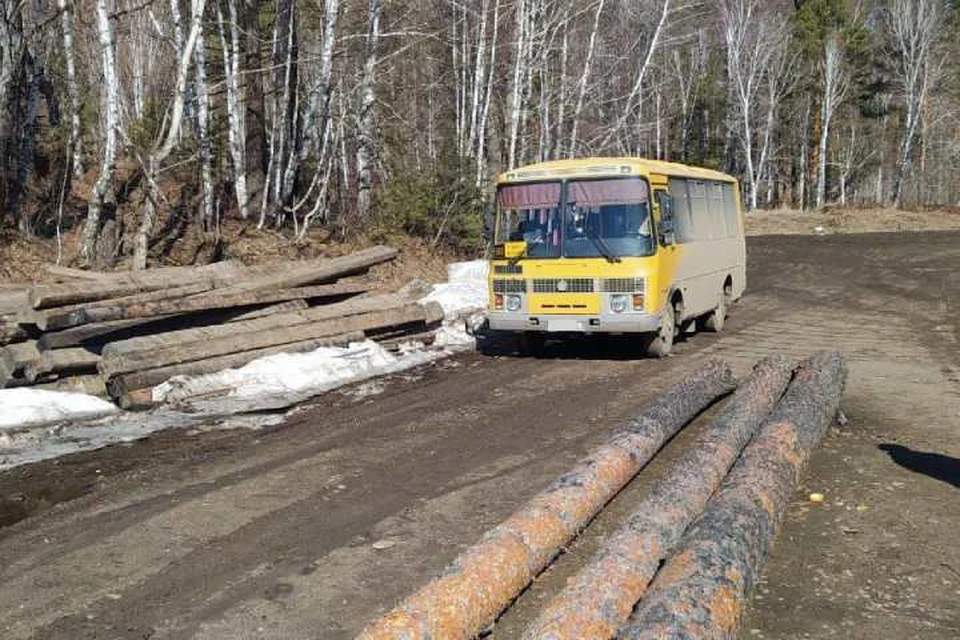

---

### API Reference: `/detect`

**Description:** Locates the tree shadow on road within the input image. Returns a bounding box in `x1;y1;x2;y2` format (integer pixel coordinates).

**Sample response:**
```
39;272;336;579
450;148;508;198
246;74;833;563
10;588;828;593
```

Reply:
878;444;960;489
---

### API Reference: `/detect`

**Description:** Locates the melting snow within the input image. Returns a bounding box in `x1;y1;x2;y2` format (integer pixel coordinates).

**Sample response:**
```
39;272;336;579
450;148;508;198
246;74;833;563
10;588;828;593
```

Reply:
0;389;119;430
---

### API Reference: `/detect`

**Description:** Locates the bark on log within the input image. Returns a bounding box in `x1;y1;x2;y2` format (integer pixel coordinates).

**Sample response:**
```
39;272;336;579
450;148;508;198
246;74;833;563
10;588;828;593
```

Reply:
356;360;738;640
36;315;179;350
101;293;412;357
104;282;368;321
28;261;242;309
28;247;395;309
35;374;108;397
45;265;113;281
620;352;847;640
108;330;366;407
226;299;308;323
0;341;40;387
0;321;28;346
24;348;101;382
99;302;439;377
35;282;215;331
523;355;795;640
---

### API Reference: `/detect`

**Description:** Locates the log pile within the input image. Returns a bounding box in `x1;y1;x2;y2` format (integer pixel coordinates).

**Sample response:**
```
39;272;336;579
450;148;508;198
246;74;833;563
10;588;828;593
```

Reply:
0;246;443;408
356;352;847;640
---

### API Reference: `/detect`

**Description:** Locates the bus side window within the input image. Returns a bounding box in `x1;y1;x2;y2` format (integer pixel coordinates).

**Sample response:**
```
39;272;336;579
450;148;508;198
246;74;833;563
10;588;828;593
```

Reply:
688;181;708;240
668;178;693;243
722;183;738;235
707;182;727;238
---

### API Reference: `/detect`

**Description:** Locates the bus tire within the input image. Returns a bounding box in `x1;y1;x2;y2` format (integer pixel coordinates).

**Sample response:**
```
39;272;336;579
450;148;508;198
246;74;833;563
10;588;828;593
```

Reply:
702;285;728;333
646;303;677;358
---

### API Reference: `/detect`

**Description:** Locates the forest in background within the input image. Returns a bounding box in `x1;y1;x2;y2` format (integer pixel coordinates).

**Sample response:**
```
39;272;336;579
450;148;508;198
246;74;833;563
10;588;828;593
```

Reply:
0;0;957;268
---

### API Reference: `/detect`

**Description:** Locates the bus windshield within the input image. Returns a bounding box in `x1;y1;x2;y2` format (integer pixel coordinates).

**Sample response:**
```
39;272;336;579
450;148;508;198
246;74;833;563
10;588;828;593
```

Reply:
495;177;653;259
496;182;563;258
564;178;654;259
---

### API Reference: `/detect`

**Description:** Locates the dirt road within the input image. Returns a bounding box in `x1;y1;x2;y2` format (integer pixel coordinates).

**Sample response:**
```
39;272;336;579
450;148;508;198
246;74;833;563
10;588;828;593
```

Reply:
1;232;958;639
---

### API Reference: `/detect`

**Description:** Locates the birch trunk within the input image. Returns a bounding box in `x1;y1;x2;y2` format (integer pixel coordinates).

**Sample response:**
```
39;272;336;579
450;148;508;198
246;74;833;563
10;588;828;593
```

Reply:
887;0;941;207
280;0;339;211
132;0;208;270
507;0;527;170
217;0;248;218
194;16;214;231
355;0;382;221
568;0;604;158
816;36;847;211
57;0;83;180
474;0;499;187
82;0;120;263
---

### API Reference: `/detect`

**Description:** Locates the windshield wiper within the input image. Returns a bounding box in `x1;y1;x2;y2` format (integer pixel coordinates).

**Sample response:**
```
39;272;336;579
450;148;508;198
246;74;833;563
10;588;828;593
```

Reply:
587;230;621;263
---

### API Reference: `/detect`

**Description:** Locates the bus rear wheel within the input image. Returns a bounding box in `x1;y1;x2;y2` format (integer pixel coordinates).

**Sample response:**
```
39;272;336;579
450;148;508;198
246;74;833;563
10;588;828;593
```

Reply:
646;303;677;358
701;285;729;333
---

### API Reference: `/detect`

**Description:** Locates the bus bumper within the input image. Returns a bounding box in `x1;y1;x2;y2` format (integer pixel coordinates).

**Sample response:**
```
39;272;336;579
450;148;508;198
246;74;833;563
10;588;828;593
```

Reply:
488;311;661;334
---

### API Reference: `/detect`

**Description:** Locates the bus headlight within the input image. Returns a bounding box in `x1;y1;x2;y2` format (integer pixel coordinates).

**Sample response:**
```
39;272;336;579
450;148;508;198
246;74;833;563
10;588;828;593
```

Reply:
610;295;629;314
506;295;522;312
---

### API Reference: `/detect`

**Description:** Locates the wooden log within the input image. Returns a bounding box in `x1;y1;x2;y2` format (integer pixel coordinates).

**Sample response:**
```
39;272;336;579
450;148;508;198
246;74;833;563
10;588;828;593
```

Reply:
100;302;440;377
523;355;796;640
0;341;40;387
28;246;396;310
96;282;369;322
34;282;217;331
35;374;109;397
36;315;180;351
0;321;28;346
24;348;100;382
107;330;367;406
28;261;243;309
219;245;396;293
355;361;738;640
376;330;438;350
226;299;308;323
0;290;29;317
620;352;847;640
45;265;112;281
102;293;410;357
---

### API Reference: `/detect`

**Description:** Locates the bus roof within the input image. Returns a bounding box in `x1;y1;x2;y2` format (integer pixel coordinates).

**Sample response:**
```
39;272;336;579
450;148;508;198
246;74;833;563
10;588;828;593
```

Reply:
495;157;737;185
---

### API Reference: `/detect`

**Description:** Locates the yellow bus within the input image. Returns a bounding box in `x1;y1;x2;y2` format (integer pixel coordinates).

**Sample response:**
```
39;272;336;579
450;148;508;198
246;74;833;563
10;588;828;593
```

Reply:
488;157;746;356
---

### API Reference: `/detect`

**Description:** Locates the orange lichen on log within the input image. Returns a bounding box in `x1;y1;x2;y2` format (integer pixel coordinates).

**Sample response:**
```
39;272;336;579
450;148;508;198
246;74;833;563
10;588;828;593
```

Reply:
356;360;737;640
620;351;847;640
523;356;794;640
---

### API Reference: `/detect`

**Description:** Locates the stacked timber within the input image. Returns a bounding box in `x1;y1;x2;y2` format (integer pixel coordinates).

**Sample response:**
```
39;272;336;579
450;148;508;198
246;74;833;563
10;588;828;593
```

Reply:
0;246;443;408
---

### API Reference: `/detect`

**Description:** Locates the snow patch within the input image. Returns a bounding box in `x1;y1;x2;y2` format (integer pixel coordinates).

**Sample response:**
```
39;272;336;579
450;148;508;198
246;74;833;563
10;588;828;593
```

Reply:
420;259;489;320
153;340;439;406
0;389;119;430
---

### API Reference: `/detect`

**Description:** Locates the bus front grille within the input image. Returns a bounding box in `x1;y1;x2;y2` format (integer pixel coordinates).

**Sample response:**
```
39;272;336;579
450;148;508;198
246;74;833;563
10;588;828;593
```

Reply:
493;279;527;294
532;278;595;293
602;278;645;293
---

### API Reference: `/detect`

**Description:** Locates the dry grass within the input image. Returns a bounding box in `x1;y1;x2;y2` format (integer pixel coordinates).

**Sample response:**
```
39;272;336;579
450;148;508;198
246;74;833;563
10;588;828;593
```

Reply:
744;207;960;236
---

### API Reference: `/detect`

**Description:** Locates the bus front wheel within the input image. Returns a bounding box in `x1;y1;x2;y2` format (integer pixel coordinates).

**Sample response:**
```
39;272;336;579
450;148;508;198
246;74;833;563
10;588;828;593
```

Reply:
646;303;677;358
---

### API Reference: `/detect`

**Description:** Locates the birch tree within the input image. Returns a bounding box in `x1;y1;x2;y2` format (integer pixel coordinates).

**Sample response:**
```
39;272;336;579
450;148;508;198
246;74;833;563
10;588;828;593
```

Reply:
567;0;604;158
721;0;778;210
82;0;120;262
815;35;848;210
216;0;248;218
885;0;943;207
132;0;208;269
355;0;382;220
57;0;83;180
